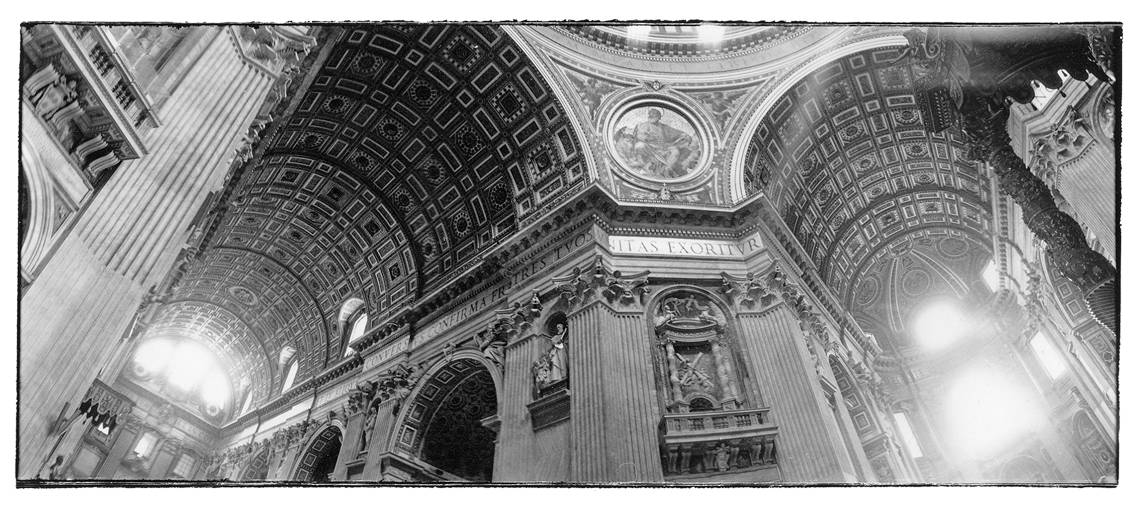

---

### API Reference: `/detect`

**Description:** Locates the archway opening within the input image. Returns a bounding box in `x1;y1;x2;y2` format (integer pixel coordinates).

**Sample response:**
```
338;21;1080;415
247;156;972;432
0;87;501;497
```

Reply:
421;366;497;481
396;357;499;482
293;425;342;482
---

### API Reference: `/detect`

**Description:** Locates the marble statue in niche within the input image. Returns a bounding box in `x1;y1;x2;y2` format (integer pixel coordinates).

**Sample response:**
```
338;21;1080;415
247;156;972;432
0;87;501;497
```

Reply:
358;404;377;453
532;316;569;397
612;106;702;180
653;291;741;413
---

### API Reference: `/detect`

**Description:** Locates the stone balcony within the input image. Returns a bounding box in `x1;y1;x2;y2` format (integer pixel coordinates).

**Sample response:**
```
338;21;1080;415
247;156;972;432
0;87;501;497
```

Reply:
22;24;161;187
660;407;779;478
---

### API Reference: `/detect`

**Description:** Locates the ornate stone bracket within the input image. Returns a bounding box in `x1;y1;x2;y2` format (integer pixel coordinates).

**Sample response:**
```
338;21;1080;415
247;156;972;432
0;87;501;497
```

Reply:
719;271;769;308
603;268;651;305
551;256;606;307
551;254;651;306
478;292;543;372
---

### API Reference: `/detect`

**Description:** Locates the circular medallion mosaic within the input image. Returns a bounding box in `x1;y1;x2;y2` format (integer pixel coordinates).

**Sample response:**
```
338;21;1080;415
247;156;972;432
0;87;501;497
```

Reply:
608;100;706;183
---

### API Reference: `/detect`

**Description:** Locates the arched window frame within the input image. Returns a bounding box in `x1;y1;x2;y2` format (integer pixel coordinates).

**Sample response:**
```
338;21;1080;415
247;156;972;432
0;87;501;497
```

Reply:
281;360;299;394
343;310;369;357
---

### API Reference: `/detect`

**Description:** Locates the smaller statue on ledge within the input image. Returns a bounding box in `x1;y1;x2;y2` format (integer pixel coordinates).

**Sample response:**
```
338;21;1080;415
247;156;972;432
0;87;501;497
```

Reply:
713;443;732;472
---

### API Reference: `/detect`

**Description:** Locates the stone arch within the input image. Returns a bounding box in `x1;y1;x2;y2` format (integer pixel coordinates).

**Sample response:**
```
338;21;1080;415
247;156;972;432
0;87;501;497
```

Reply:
19;137;59;279
290;421;344;482
239;444;270;481
388;350;502;481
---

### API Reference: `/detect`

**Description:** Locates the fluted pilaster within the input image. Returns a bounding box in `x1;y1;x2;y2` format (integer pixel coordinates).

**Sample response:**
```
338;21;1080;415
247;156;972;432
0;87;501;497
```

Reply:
567;301;661;482
19;28;279;477
736;306;852;482
494;333;570;481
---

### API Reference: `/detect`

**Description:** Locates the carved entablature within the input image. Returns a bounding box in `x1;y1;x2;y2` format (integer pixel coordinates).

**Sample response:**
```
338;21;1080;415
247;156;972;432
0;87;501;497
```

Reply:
552;255;651;308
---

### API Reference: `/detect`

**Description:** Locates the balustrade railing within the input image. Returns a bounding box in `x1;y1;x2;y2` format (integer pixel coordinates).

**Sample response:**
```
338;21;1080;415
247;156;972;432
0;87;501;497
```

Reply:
660;407;779;477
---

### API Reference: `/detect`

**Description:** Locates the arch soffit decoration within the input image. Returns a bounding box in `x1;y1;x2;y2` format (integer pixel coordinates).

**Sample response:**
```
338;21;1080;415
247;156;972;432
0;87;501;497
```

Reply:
385;350;502;458
289;420;345;481
19;139;63;275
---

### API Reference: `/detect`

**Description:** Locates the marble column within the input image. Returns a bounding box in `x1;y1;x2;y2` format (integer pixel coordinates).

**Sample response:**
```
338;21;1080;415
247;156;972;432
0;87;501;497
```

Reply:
568;300;662;482
18;28;280;477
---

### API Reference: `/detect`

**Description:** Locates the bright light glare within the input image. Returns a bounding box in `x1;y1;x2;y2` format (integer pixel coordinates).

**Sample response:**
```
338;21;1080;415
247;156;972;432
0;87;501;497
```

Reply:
133;338;232;411
626;25;651;40
133;339;174;374
697;24;726;43
981;259;1000;292
913;300;971;351
201;370;231;408
946;367;1044;459
1029;332;1068;380
167;341;213;391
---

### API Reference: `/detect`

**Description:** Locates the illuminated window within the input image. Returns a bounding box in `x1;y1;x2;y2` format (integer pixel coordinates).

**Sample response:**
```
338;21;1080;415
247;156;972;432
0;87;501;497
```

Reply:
892;412;924;458
281;360;299;393
240;391;253;416
344;312;369;357
982;259;1000;292
134;432;158;458
171;453;196;478
1030;332;1068;380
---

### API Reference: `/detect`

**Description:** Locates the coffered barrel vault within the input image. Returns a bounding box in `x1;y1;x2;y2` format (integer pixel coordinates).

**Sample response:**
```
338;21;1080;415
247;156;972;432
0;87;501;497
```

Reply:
18;23;1118;485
